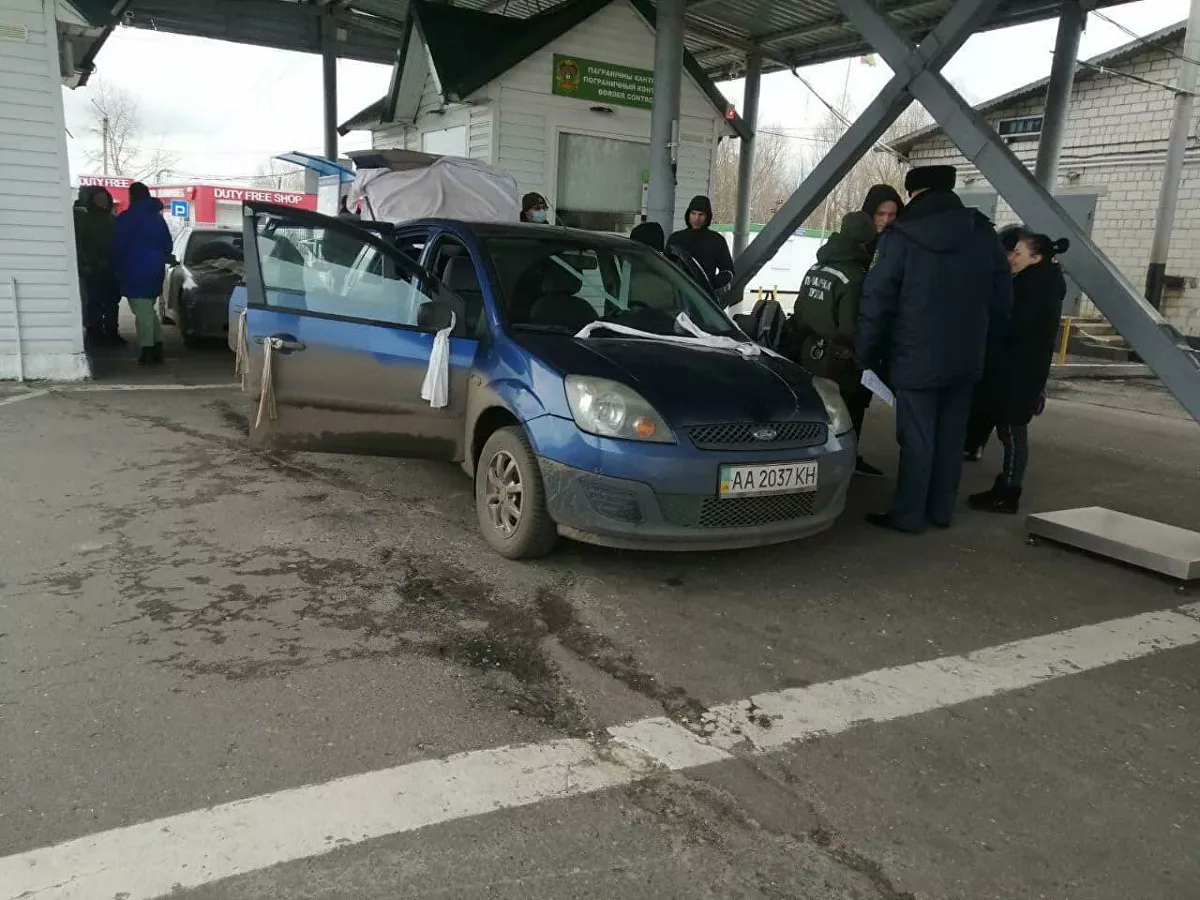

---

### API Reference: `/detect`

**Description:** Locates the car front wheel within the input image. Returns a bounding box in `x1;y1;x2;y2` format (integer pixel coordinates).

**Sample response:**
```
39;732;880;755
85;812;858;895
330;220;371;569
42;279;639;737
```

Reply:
475;425;558;560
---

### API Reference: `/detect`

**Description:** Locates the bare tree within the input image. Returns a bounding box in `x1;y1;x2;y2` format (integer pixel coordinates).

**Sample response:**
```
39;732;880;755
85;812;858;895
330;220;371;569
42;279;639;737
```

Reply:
712;125;805;224
804;102;934;229
256;158;309;192
83;78;179;181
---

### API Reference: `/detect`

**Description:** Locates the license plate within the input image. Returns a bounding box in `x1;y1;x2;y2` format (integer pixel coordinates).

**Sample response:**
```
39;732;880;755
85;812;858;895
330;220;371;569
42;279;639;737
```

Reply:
719;461;818;498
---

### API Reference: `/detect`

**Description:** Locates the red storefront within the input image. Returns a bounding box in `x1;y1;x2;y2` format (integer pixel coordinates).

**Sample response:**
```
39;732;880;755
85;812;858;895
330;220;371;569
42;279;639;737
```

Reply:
78;176;318;227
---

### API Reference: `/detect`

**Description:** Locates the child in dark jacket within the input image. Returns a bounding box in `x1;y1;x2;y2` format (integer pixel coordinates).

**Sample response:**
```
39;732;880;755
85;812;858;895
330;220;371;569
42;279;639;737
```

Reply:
969;228;1069;514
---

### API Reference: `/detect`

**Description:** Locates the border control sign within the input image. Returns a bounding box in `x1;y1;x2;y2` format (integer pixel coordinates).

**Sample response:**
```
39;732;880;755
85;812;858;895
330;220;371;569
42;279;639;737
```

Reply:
552;54;653;110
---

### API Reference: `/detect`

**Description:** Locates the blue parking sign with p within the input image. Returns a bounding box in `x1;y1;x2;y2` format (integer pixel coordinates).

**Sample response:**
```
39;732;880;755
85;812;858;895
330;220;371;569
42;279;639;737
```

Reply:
170;199;189;219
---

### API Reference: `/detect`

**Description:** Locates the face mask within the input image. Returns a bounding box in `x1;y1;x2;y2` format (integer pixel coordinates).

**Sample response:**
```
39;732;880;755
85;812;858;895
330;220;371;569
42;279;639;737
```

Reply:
530;209;548;224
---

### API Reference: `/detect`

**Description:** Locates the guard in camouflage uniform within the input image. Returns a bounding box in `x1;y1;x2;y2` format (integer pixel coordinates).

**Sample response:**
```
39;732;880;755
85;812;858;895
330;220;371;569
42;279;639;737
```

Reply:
792;210;882;477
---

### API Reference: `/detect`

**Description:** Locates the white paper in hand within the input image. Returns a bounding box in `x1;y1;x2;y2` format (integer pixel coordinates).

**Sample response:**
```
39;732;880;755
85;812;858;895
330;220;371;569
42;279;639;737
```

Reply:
861;369;895;407
420;312;455;408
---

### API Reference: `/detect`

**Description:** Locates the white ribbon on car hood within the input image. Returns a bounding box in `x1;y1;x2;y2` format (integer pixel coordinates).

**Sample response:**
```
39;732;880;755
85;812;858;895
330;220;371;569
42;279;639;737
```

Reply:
575;312;780;359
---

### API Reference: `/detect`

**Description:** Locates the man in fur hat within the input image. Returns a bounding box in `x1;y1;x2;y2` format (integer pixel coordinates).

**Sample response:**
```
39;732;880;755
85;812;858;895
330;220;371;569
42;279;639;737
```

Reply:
856;165;1013;534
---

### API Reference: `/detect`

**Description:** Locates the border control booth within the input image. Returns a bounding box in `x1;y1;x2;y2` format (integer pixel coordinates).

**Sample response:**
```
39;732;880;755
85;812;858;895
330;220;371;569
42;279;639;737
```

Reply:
339;0;746;235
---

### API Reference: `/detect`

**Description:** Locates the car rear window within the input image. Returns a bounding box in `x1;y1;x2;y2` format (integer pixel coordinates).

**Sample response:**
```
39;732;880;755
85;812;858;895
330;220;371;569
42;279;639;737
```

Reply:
186;232;243;264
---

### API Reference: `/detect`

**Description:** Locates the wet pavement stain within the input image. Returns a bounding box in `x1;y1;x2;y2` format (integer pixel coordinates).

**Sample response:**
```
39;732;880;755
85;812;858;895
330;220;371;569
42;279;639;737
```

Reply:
20;396;704;742
536;588;709;729
622;773;913;900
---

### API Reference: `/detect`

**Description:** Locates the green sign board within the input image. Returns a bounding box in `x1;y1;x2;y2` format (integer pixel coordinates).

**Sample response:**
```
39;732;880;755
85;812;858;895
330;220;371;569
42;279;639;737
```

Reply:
552;54;654;110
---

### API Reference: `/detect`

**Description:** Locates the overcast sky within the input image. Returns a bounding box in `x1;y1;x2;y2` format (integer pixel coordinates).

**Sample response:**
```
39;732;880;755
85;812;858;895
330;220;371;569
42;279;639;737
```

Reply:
61;0;1187;185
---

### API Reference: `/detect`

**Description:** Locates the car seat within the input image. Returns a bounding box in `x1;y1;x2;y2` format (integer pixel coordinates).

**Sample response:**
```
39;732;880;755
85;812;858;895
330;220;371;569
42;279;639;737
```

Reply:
527;264;596;333
746;296;786;351
440;256;485;337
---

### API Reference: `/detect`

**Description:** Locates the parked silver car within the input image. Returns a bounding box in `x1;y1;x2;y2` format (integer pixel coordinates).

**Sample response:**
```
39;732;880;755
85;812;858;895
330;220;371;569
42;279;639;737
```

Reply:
162;226;244;347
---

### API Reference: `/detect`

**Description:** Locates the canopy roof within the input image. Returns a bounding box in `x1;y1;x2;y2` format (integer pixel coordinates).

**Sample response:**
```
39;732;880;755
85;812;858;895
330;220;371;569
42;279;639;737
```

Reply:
78;0;1139;81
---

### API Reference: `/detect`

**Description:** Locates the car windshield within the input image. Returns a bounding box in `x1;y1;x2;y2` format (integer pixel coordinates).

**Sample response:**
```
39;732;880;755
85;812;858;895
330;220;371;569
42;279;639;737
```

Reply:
485;236;739;339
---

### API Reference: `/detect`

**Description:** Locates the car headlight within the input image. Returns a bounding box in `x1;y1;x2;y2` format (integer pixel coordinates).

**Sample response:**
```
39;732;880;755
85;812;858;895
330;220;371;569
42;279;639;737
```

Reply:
565;376;675;443
812;377;853;436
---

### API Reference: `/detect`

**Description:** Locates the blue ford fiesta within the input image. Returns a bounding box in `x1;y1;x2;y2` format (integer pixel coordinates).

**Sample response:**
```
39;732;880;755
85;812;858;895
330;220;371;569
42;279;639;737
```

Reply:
231;202;856;558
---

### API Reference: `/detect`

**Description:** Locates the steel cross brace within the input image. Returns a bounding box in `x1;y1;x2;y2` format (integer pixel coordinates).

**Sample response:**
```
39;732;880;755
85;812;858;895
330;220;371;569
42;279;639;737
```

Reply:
729;0;1006;299
838;0;1200;424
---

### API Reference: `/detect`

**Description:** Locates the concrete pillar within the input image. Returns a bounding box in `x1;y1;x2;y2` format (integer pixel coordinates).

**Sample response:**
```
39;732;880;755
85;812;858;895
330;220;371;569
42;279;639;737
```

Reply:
1034;1;1085;190
647;0;685;233
1146;0;1200;309
321;14;339;162
733;53;762;259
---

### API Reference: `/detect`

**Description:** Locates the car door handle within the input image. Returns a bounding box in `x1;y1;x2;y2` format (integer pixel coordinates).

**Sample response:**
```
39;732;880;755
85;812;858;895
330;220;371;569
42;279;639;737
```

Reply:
254;335;306;351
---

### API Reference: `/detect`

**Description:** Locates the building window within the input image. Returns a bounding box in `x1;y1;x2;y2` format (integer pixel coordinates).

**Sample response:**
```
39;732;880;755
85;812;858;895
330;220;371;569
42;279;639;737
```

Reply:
555;133;649;233
421;125;468;157
997;115;1044;142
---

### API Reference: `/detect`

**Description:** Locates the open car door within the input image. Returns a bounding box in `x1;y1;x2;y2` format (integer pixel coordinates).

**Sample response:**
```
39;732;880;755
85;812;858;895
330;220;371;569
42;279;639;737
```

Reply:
237;201;479;460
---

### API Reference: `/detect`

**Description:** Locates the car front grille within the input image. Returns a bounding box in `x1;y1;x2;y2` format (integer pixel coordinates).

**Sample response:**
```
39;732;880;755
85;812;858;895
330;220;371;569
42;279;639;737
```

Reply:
687;422;827;451
659;492;817;529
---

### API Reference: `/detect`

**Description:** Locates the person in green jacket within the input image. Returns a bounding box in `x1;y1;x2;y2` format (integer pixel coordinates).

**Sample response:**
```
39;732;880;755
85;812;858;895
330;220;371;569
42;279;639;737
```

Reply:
792;210;882;477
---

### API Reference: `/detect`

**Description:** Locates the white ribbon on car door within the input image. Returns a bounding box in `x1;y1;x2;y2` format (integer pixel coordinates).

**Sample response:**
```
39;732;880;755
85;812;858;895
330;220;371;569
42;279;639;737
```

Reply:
420;311;456;408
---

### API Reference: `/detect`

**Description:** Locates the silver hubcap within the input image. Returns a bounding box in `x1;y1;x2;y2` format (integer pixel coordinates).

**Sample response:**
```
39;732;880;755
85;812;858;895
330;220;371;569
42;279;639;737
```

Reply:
484;449;523;537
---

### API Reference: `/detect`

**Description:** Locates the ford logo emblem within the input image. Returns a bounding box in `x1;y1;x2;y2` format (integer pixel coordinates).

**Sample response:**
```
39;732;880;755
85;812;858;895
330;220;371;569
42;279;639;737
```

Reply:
751;426;778;442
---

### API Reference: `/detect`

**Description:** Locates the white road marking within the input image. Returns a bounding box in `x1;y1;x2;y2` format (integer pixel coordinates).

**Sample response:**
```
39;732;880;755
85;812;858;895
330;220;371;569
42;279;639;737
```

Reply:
53;383;239;392
3;602;1198;900
0;389;49;408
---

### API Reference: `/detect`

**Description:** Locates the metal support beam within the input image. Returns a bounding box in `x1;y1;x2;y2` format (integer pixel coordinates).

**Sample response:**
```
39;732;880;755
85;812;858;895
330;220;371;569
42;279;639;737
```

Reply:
647;0;686;233
733;53;762;259
1035;1;1086;189
321;13;339;162
732;0;1006;297
1146;0;1200;310
838;0;1200;424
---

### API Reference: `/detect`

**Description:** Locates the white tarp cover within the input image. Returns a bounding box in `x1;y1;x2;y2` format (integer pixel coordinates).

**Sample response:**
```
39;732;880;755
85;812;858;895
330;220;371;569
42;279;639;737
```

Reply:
349;153;520;225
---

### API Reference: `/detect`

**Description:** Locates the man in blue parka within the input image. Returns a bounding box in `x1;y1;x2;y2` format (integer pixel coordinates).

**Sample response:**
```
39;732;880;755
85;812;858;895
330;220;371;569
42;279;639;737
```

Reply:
856;165;1013;533
112;182;173;365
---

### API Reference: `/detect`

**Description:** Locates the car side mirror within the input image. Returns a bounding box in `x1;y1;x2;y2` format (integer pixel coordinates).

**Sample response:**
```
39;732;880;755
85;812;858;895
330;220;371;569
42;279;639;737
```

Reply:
417;298;462;334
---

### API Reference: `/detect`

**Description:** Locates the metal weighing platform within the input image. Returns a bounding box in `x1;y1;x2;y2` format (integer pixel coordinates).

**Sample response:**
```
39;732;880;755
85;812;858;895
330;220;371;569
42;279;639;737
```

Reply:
1026;507;1200;589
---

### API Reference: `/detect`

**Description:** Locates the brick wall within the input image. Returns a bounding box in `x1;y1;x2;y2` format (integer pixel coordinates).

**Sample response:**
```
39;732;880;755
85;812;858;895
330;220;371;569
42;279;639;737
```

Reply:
905;39;1200;335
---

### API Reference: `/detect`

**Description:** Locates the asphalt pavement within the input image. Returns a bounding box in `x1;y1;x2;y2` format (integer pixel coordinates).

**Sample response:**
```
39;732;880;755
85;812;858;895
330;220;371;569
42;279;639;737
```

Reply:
1;344;1197;900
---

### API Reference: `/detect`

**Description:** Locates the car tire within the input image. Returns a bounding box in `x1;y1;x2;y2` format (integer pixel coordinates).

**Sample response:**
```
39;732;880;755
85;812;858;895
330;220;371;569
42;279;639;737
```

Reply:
475;425;558;560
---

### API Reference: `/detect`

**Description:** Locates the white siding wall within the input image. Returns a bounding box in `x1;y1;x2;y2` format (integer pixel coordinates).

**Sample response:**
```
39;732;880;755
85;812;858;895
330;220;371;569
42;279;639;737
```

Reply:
906;40;1200;335
0;0;86;380
372;67;494;165
491;0;725;226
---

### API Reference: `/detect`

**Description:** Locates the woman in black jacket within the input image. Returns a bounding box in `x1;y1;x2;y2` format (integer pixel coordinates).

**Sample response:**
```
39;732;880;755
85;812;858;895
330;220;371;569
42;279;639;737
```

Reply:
969;228;1068;514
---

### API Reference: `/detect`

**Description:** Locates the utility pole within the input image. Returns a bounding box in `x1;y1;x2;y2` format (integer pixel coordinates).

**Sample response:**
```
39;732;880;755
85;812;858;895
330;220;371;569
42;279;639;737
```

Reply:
1145;0;1200;309
92;97;110;175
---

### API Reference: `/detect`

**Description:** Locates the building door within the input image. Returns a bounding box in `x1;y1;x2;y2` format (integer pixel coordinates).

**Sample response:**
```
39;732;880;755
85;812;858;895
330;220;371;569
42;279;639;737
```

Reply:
1053;193;1097;315
555;133;648;233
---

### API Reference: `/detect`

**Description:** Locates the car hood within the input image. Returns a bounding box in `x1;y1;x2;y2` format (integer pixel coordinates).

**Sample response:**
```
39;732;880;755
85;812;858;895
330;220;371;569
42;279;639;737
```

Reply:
513;333;828;427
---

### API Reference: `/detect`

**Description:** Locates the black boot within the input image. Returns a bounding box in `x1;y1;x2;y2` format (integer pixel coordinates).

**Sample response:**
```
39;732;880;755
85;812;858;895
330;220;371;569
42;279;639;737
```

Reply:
153;342;165;364
993;484;1022;515
137;346;151;366
968;475;1006;511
